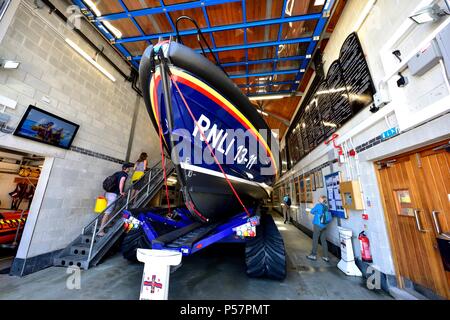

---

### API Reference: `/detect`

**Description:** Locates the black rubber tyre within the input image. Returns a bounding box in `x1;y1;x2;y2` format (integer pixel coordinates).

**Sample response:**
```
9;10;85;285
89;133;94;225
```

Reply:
245;213;287;280
120;227;152;262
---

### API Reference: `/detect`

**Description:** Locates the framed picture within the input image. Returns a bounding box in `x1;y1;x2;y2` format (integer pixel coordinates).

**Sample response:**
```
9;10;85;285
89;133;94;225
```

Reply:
316;170;324;188
299;176;305;203
14;105;80;150
311;173;316;191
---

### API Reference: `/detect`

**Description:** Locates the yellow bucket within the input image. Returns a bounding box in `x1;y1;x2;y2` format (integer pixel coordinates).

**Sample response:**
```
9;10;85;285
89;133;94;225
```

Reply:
94;196;107;213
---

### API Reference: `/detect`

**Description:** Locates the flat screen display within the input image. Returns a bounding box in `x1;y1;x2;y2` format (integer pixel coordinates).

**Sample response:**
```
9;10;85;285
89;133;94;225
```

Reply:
13;105;79;149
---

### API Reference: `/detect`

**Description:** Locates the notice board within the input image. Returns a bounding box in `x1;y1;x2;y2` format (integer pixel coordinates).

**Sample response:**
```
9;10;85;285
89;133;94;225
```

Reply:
324;172;347;218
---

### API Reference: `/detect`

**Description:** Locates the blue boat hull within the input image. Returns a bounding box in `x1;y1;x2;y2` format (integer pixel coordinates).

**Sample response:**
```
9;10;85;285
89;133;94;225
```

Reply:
140;42;278;222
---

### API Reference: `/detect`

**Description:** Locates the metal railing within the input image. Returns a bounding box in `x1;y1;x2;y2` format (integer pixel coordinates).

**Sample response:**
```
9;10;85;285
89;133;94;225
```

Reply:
82;160;174;263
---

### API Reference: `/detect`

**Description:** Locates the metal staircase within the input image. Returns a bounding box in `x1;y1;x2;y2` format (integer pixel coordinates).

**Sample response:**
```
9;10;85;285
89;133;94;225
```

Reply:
53;160;175;270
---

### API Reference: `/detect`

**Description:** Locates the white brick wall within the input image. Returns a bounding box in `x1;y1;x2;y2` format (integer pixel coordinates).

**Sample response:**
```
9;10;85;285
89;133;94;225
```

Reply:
0;0;160;258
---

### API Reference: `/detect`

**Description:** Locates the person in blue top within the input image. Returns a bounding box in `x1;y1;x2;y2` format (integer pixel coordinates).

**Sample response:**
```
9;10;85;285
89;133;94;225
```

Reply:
307;195;332;262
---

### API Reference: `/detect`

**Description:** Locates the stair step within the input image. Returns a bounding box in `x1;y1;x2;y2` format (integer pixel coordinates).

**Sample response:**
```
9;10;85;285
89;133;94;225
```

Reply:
54;255;89;269
70;244;90;256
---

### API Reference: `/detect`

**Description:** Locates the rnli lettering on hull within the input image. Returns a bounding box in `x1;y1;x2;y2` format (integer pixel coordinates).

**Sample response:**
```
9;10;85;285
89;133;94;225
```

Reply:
192;114;258;170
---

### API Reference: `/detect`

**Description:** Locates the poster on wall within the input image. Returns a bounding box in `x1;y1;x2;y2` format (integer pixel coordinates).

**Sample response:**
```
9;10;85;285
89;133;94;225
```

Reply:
324;172;347;218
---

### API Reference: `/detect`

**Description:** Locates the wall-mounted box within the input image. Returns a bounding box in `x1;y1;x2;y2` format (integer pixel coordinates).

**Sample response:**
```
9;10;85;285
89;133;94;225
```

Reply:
408;39;442;77
340;180;364;211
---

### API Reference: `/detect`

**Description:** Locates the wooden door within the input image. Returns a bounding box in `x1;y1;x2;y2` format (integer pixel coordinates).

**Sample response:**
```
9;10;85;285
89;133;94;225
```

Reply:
377;142;450;299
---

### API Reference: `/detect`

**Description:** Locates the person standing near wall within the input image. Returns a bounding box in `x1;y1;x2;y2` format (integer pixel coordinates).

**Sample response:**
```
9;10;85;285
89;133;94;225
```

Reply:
98;163;134;237
307;195;332;262
283;194;291;224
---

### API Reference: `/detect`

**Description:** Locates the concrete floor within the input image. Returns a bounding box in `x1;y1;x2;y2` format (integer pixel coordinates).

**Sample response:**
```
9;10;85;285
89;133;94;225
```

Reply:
0;214;392;300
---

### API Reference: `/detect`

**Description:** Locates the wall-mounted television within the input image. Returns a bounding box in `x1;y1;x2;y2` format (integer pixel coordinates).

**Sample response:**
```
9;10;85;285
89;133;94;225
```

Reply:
13;105;79;150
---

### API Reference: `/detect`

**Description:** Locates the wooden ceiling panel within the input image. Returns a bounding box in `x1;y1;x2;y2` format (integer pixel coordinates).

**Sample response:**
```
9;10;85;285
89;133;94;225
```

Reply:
277;59;301;70
264;96;301;121
163;0;193;5
278;42;309;57
123;41;151;56
272;73;295;82
327;0;347;33
248;46;275;60
207;2;243;27
95;1;123;15
123;0;160;10
135;14;173;34
232;77;248;86
218;49;246;63
106;18;141;38
246;25;279;43
213;29;245;47
223;65;246;75
281;20;317;39
290;0;324;16
246;0;283;22
180;33;213;50
169;8;207;30
249;62;274;73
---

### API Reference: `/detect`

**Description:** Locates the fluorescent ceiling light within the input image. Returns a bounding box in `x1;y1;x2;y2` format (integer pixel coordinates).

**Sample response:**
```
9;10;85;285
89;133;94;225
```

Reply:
249;94;290;101
65;38;116;82
102;21;122;39
256;109;269;116
315;87;347;95
84;0;101;17
314;0;326;6
0;60;20;69
409;4;446;24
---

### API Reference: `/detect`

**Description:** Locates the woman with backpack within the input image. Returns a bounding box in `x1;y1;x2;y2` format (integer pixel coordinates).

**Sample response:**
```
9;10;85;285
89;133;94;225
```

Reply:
307;195;332;262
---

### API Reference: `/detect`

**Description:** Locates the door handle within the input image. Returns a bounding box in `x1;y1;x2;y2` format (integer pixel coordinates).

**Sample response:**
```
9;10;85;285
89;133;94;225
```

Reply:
432;211;442;235
413;209;428;233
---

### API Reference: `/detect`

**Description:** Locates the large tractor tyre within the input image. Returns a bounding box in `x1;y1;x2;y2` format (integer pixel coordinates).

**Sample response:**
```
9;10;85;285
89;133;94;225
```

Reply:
120;227;151;262
245;213;287;280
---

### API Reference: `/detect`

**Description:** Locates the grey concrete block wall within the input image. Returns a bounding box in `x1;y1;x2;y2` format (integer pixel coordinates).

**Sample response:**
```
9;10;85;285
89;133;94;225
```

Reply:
0;1;160;259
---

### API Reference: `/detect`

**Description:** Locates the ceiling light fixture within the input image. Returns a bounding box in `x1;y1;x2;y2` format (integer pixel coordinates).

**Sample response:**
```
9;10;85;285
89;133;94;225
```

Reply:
256;109;269;116
84;0;102;17
249;94;290;101
0;59;20;69
409;4;448;24
65;38;116;82
102;21;122;39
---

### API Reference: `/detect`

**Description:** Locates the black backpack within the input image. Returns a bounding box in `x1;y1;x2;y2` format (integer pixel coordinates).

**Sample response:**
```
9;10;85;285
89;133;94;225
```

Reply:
103;173;118;193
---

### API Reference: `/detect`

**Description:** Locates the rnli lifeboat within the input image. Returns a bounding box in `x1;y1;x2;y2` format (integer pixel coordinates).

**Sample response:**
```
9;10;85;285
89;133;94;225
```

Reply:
139;40;278;223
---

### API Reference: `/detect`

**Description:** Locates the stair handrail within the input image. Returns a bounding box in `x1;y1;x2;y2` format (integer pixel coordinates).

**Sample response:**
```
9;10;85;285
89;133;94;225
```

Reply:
81;159;171;236
83;159;174;264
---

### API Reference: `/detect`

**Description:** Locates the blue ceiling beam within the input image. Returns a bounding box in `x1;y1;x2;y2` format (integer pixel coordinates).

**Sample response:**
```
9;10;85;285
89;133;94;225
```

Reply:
269;0;288;93
115;13;322;44
229;69;298;79
242;0;249;94
95;0;241;22
238;81;295;88
131;36;312;60
247;91;292;97
221;55;306;67
290;0;336;92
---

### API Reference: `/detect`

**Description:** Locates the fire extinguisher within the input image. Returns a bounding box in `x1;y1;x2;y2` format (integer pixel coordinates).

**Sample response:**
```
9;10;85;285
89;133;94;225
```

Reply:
358;231;373;262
